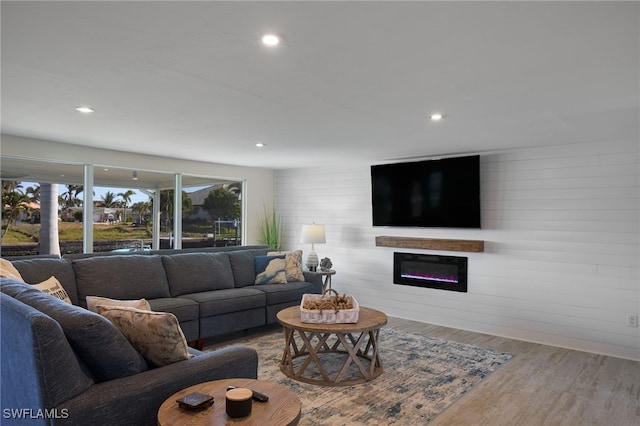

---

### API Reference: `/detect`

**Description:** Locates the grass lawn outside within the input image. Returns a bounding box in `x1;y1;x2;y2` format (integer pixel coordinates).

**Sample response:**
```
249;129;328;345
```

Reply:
1;221;237;243
2;222;150;243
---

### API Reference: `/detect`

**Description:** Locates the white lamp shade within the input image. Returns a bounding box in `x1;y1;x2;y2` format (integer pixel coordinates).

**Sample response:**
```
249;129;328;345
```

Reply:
300;224;326;244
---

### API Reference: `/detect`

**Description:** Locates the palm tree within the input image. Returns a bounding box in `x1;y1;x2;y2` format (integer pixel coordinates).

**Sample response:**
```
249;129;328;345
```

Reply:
60;184;84;208
100;191;118;208
118;189;136;223
25;184;41;203
24;184;41;223
132;200;153;237
132;201;151;225
159;190;193;229
2;180;22;194
2;181;30;237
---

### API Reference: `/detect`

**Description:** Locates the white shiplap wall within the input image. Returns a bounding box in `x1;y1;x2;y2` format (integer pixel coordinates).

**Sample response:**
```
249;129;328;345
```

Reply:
275;140;640;360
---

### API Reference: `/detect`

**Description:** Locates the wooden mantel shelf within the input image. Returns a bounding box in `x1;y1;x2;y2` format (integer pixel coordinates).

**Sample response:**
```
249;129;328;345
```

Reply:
375;236;484;253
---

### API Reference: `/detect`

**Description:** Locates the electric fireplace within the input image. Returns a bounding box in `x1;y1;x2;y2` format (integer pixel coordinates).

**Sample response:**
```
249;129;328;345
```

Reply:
393;252;468;292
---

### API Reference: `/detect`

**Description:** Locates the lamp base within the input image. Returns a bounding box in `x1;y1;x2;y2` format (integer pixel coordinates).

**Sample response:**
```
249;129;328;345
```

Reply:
306;250;319;272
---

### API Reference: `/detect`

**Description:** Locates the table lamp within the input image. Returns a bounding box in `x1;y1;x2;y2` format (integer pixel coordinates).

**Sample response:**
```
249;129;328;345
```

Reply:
300;224;326;271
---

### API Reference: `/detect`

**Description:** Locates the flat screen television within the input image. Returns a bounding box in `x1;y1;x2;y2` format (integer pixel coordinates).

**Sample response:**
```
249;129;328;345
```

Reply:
371;155;481;228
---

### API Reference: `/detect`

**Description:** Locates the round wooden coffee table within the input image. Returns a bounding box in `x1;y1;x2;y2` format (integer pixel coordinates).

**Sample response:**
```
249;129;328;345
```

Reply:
157;378;301;426
276;306;388;386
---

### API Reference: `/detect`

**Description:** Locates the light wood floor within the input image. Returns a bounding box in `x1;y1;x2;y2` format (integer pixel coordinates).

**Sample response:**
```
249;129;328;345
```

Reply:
387;316;640;426
207;316;640;426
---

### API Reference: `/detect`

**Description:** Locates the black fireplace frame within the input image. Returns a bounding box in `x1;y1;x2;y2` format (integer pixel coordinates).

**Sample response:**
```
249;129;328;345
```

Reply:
393;252;468;293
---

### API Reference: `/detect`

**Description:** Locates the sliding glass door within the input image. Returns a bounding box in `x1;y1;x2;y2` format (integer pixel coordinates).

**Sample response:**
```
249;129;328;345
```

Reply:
1;157;245;256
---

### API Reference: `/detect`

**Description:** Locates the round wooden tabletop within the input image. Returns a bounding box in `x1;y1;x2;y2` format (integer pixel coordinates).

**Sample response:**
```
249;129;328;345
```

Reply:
157;378;301;426
276;305;388;333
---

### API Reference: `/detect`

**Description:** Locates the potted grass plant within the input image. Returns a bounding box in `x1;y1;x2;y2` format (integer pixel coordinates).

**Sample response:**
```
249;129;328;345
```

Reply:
260;206;282;251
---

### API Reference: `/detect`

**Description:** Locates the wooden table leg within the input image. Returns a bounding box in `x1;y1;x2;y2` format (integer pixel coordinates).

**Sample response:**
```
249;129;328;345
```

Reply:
334;332;371;382
280;326;296;376
368;328;382;377
296;331;332;383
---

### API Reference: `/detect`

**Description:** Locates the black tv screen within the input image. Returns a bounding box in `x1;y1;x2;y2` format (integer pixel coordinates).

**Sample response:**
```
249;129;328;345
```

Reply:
371;155;481;228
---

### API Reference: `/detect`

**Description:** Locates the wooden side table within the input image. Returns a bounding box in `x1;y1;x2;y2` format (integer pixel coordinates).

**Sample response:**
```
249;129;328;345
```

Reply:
317;269;336;291
157;378;301;426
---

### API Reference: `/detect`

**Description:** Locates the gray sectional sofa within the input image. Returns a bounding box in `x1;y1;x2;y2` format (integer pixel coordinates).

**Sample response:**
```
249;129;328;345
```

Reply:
9;245;323;347
0;245;322;425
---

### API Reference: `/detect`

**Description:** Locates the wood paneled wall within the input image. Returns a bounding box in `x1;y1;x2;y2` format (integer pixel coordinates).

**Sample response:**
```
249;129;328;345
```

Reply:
275;139;639;360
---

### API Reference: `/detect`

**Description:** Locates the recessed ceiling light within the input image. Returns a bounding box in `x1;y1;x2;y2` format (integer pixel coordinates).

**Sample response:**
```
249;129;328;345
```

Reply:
429;113;444;121
255;142;266;148
75;106;94;113
261;34;280;47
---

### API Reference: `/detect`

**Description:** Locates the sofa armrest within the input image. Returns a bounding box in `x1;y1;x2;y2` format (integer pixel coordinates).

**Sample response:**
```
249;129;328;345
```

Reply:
303;270;323;293
55;345;258;426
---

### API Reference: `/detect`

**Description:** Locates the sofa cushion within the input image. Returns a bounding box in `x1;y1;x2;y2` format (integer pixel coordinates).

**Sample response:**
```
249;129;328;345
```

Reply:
12;284;148;382
228;250;258;287
86;295;150;313
97;306;194;367
33;276;72;304
147;297;200;322
181;288;266;317
72;255;171;305
254;255;287;285
254;281;316;306
147;297;201;342
11;258;79;305
161;252;234;297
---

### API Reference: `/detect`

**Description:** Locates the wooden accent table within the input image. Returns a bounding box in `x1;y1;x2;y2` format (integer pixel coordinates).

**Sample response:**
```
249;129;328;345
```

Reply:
317;269;336;291
157;378;301;426
276;306;388;386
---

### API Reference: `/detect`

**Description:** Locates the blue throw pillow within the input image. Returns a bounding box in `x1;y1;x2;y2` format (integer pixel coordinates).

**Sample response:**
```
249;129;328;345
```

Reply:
254;255;287;285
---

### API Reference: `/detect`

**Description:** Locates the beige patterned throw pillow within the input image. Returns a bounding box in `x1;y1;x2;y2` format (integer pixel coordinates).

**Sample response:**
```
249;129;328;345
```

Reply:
0;258;24;281
285;250;305;282
267;250;305;282
86;296;151;313
32;276;72;304
97;306;194;367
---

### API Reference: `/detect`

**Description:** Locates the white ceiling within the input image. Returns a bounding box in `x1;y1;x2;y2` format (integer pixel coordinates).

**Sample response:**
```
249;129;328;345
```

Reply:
2;1;638;170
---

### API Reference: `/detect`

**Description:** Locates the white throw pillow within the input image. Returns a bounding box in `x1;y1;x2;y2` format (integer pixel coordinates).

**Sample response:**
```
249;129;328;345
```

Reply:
86;295;151;313
32;276;72;304
255;255;287;284
97;306;194;367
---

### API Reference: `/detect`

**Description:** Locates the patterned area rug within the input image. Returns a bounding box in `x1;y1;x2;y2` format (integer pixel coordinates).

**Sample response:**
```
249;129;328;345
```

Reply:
216;327;513;425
